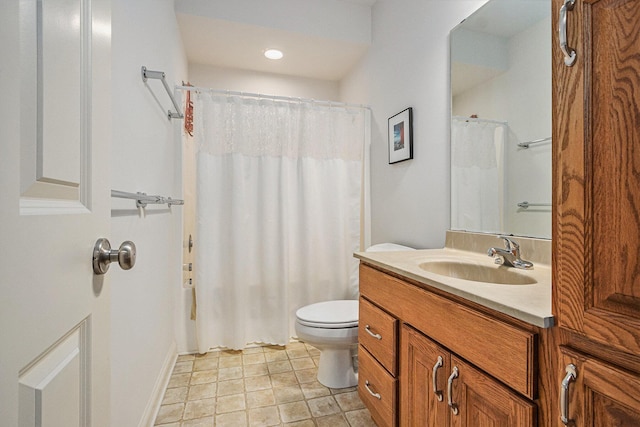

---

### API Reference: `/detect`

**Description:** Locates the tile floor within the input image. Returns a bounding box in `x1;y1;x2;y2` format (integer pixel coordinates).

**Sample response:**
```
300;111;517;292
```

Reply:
153;342;377;426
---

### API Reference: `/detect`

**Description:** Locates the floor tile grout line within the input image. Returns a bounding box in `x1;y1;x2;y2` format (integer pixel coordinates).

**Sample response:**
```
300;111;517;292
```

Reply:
154;343;373;426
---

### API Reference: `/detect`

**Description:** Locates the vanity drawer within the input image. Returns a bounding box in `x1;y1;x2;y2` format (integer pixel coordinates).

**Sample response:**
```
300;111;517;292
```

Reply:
359;297;398;375
360;264;537;399
358;345;397;427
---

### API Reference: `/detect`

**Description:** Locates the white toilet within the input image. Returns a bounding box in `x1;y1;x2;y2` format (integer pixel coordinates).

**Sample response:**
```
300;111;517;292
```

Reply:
294;243;415;389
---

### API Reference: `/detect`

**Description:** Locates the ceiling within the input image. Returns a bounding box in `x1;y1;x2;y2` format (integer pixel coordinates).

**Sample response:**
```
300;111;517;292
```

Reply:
175;0;376;81
459;0;549;38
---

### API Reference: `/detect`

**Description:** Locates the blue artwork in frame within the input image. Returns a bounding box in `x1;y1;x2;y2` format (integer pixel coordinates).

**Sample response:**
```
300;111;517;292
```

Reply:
388;107;413;164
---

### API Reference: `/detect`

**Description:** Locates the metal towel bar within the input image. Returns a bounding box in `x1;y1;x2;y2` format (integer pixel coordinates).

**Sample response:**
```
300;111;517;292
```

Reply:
518;201;551;209
111;190;184;208
141;66;184;120
517;137;552;148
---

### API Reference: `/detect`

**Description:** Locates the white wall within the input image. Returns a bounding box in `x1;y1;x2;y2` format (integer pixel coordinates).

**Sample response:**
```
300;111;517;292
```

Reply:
111;0;187;425
188;63;340;100
340;0;488;249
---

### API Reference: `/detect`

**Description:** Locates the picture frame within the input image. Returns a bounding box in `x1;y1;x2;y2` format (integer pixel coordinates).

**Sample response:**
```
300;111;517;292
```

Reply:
388;107;413;164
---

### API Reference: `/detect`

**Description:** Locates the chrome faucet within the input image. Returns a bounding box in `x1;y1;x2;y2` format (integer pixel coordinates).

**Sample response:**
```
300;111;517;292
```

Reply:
487;236;533;269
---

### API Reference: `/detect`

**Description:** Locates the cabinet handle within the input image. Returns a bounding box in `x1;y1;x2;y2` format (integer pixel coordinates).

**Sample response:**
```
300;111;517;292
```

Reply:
560;364;577;425
432;356;444;402
559;0;577;66
447;366;459;415
364;325;382;340
364;380;381;400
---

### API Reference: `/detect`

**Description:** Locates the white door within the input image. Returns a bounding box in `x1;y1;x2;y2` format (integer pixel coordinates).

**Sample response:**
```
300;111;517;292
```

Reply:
0;0;113;426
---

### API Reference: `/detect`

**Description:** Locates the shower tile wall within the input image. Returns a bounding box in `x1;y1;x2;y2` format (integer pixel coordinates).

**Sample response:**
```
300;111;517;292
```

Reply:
154;342;376;427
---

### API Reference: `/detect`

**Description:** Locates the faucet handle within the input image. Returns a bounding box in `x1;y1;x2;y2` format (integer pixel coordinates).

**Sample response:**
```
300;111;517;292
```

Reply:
498;235;519;251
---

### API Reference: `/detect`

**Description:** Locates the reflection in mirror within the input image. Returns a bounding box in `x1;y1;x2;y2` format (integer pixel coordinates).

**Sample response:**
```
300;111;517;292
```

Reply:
450;0;551;239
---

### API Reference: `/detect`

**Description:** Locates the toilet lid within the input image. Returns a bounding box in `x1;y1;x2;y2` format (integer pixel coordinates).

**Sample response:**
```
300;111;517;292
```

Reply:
296;300;358;329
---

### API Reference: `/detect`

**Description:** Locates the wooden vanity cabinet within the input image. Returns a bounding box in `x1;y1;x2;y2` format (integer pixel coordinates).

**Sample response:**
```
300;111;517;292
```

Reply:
400;321;536;427
558;347;640;426
358;344;397;427
400;325;450;426
553;0;640;424
358;264;538;426
449;355;536;426
358;296;399;427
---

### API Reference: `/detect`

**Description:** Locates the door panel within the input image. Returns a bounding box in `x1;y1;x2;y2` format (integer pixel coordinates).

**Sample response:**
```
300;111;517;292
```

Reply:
589;0;640;347
19;0;91;204
400;325;449;426
18;321;88;426
0;0;111;425
554;0;640;354
561;347;640;426
451;356;535;427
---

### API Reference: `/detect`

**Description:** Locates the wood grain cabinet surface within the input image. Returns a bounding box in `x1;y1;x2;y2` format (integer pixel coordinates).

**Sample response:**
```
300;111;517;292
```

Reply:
359;297;398;376
358;265;540;426
357;0;640;425
358;345;397;427
553;0;640;424
400;325;450;426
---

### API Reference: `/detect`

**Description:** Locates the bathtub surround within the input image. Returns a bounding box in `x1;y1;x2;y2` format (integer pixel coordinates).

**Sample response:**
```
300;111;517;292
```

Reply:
192;91;370;352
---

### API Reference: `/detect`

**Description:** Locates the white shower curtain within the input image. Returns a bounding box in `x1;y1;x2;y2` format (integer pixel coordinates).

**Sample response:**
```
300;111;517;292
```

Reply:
193;92;368;352
451;117;505;233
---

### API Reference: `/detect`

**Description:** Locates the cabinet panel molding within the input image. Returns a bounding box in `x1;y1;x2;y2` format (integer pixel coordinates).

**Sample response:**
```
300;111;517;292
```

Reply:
560;346;640;426
359;297;398;375
400;325;450;426
358;345;396;427
554;0;640;354
360;264;536;399
450;356;536;427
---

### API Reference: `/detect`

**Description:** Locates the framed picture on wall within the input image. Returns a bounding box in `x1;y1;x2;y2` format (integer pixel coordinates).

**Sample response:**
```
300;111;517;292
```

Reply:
388;108;413;164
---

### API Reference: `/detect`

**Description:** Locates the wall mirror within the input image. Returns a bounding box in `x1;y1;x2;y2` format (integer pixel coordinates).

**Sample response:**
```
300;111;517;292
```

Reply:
450;0;551;239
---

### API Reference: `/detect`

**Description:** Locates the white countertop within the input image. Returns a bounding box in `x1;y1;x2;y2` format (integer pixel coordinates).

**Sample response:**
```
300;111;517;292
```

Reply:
355;247;554;328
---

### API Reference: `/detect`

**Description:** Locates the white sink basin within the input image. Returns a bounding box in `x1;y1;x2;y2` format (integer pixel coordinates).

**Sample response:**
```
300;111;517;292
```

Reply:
418;260;537;285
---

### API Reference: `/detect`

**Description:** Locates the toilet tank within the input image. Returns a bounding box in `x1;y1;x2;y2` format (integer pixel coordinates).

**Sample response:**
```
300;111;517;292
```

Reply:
366;243;415;252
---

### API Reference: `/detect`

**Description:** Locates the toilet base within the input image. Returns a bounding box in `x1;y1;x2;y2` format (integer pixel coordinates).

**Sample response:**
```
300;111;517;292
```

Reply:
316;347;358;389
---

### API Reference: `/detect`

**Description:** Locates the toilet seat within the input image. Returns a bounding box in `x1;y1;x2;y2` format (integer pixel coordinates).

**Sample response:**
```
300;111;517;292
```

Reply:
295;300;358;329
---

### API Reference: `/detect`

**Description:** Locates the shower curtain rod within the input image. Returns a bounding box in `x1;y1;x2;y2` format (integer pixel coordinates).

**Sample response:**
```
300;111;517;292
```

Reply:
452;116;507;125
176;85;370;110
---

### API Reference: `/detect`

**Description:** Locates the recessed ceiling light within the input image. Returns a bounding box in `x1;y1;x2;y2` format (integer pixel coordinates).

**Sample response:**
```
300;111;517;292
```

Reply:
264;49;284;60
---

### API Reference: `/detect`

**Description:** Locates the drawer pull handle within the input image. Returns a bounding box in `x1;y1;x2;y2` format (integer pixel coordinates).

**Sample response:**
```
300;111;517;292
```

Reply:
447;366;459;415
364;380;381;400
560;364;577;425
365;325;382;340
432;356;444;402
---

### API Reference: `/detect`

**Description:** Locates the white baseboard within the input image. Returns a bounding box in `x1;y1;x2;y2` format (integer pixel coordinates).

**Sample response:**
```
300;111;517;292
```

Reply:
138;341;178;427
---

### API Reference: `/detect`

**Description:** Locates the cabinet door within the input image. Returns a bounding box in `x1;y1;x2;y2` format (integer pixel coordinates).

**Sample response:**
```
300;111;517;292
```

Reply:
400;325;450;426
450;356;536;427
553;0;640;354
560;347;640;426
